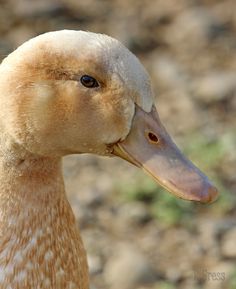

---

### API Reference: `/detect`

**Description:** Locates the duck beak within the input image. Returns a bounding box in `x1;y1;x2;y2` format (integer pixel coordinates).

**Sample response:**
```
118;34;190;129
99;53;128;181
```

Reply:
113;105;218;204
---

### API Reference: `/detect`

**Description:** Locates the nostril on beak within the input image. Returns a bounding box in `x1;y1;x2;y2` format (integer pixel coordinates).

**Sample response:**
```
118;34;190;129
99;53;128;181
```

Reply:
147;132;159;144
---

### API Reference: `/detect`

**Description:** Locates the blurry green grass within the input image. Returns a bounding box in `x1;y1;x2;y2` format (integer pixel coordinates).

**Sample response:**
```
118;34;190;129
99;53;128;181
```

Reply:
155;281;175;289
229;268;236;289
117;172;196;226
117;131;235;225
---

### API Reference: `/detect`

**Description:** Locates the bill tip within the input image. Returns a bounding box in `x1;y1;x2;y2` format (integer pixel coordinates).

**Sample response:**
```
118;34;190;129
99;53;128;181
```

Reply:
200;184;219;204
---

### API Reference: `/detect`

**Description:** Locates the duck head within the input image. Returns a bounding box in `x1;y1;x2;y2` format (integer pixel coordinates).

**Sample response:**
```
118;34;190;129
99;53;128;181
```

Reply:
0;30;218;203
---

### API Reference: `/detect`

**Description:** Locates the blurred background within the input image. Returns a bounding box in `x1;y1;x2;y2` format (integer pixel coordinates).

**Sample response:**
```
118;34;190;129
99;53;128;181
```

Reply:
0;0;235;288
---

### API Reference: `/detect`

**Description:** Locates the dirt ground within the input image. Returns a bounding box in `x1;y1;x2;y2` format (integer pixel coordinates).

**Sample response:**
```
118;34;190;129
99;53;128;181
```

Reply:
0;0;235;288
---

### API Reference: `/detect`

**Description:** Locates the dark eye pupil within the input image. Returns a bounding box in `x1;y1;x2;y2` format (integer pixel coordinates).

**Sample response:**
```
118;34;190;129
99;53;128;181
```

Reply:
80;75;98;88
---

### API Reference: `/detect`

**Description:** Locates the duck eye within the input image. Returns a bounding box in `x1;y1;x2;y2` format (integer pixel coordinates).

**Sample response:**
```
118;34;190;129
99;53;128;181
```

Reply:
80;75;99;88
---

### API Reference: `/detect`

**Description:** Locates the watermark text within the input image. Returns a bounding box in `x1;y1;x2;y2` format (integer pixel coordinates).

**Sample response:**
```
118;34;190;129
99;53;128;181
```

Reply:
193;268;226;282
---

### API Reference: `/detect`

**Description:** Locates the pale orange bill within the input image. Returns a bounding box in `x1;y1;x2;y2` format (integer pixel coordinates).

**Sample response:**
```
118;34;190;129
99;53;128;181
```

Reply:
112;105;218;204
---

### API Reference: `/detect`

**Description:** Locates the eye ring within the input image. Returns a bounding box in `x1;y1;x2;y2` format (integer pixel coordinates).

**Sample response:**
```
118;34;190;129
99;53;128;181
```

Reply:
80;75;99;88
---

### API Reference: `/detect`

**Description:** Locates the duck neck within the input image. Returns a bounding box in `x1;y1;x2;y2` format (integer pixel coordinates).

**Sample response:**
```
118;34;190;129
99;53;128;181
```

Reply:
0;130;65;215
0;133;89;289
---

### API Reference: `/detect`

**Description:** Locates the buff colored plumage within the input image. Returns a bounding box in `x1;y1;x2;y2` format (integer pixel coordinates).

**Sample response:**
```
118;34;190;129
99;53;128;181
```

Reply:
0;30;218;289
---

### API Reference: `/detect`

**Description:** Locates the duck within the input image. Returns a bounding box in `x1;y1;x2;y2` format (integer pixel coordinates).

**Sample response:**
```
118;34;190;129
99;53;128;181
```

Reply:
0;30;218;289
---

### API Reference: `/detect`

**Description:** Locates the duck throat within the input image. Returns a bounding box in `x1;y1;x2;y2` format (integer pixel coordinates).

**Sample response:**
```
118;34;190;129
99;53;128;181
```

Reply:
0;151;89;289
